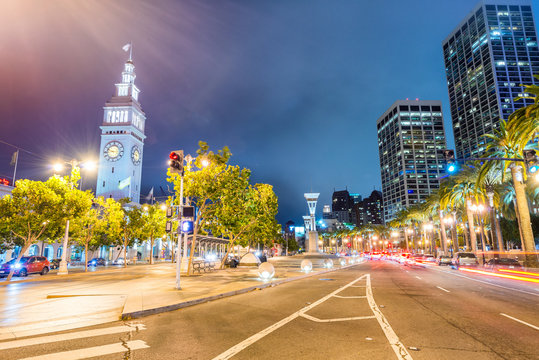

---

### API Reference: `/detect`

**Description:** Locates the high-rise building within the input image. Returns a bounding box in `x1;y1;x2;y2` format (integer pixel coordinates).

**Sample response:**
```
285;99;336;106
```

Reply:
363;190;384;225
443;0;539;158
96;53;146;203
332;189;351;223
377;100;447;222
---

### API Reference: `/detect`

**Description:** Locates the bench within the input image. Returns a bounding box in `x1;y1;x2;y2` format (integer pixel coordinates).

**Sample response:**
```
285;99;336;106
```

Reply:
192;261;216;274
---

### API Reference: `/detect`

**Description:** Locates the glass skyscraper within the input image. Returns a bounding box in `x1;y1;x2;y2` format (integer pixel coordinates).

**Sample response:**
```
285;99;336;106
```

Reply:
443;0;539;158
377;100;447;222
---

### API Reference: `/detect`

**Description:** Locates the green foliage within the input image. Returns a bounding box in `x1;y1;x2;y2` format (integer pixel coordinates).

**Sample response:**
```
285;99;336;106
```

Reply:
138;203;167;263
167;142;280;272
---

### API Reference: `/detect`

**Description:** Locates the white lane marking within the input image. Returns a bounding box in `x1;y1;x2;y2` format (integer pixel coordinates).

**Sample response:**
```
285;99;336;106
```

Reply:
18;340;149;360
366;274;413;360
415;276;422;280
500;313;539;331
0;324;145;350
436;286;450;293
300;313;375;322
211;274;368;360
350;285;366;288
333;295;367;299
429;267;539;297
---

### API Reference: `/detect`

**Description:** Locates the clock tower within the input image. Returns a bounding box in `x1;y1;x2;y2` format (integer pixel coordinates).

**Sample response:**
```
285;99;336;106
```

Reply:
96;51;146;203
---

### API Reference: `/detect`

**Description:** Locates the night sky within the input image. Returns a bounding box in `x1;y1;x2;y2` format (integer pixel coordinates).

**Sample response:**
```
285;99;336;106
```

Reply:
2;0;538;225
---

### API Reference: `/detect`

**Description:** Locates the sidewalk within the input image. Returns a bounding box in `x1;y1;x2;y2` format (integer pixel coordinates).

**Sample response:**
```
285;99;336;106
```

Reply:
0;256;364;340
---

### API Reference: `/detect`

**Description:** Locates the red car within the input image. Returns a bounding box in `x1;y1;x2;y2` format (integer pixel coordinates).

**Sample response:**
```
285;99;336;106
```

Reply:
0;256;51;277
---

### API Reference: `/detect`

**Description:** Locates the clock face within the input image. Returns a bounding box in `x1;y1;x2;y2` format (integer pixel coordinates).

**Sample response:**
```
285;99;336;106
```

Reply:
131;146;141;165
103;141;124;162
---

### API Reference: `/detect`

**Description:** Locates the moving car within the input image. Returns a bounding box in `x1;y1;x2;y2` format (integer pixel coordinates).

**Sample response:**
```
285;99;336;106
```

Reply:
436;255;452;266
485;258;522;270
112;257;130;265
0;256;50;277
423;254;436;263
87;258;107;267
452;252;478;269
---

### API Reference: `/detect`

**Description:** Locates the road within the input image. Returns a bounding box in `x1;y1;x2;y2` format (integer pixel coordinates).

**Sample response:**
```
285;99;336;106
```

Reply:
0;259;538;360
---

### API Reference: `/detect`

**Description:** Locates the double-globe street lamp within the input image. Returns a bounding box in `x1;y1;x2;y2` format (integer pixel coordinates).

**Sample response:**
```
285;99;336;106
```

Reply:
52;159;95;275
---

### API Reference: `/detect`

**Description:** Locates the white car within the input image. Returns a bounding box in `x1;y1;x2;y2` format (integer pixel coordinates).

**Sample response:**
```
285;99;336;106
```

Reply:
112;257;131;265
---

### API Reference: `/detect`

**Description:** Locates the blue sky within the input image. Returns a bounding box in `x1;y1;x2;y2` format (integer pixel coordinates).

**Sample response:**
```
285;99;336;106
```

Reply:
1;0;538;224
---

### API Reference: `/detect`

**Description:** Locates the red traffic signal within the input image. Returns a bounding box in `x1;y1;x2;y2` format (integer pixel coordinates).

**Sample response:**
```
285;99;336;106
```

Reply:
168;150;184;174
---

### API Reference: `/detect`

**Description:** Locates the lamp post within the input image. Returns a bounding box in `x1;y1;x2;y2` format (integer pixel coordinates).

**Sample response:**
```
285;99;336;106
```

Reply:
406;228;413;252
443;216;456;256
53;159;83;275
391;231;399;251
470;203;487;254
423;223;433;254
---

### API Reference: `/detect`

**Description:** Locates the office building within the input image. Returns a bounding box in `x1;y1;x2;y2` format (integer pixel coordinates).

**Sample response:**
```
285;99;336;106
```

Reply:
377;100;447;222
443;0;539;158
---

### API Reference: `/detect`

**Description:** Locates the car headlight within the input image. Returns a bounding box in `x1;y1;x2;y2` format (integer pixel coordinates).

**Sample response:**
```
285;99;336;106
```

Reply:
14;263;21;269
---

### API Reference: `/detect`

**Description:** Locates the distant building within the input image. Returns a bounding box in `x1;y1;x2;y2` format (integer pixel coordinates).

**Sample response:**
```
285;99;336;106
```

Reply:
443;0;539;158
332;189;352;223
377;99;447;222
322;205;335;219
363;190;384;225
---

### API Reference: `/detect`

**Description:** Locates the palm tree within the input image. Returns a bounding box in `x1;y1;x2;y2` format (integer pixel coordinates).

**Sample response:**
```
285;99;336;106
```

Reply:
480;119;537;267
447;164;485;253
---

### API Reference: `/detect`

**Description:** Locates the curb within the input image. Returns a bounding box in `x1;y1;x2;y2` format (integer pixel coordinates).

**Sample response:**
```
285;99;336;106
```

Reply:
0;263;173;286
121;260;365;320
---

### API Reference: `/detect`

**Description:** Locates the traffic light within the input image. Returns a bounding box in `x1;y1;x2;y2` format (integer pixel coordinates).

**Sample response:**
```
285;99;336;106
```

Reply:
523;149;539;174
169;150;184;174
443;149;457;174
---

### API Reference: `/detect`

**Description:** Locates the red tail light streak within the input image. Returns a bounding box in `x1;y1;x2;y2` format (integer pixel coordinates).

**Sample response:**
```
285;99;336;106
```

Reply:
459;267;539;284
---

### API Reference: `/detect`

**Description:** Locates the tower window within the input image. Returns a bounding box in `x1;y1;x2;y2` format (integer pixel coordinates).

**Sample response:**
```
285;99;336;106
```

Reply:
112;167;114;174
133;170;135;176
103;181;105;187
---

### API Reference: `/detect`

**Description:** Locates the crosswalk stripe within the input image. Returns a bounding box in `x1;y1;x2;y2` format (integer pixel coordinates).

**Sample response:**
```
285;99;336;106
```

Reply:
0;324;145;350
18;340;149;360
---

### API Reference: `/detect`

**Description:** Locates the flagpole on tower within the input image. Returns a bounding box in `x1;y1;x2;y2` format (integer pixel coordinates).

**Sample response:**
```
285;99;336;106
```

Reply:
122;42;133;61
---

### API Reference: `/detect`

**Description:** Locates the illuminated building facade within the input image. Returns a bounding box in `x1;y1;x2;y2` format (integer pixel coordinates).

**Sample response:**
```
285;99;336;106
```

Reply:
377;100;447;222
443;0;539;158
96;54;146;203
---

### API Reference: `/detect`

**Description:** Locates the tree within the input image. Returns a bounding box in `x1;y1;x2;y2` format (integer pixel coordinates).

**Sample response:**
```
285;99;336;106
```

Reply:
0;177;69;280
139;203;167;264
168;142;233;275
480;119;537;267
115;199;141;267
68;194;99;271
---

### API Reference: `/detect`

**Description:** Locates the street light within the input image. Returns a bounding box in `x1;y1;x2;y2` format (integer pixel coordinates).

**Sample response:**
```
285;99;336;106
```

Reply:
51;159;93;275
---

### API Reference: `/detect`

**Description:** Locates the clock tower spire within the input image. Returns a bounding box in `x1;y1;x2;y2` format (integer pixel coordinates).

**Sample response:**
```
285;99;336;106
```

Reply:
96;46;146;203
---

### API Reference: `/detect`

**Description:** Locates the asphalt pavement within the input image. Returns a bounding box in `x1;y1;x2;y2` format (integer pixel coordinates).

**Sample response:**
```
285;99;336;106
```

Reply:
1;259;537;360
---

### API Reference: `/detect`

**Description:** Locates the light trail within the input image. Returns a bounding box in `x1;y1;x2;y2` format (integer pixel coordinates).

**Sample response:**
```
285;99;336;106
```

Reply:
459;267;539;284
497;269;539;278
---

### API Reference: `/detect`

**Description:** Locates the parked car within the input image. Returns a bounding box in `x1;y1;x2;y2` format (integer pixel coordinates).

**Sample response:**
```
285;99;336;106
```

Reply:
452;252;478;269
0;256;50;277
50;258;61;269
436;255;452;266
485;258;522;270
87;258;107;267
